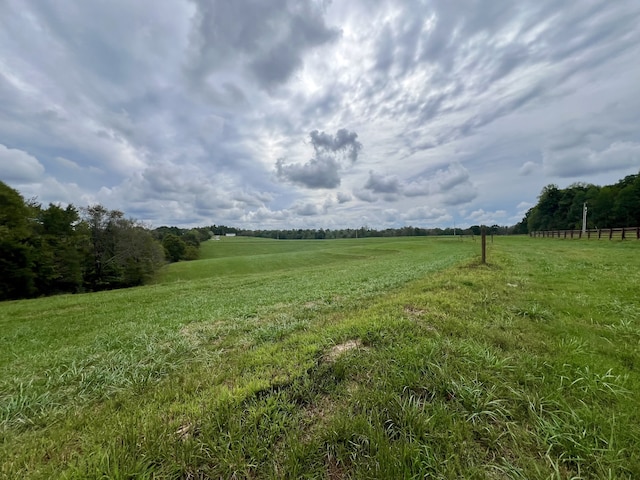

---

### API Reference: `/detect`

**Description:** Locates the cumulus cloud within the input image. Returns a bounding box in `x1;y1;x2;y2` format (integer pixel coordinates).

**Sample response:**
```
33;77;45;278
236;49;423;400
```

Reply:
403;206;450;221
466;209;508;225
310;128;362;162
276;156;340;188
403;179;431;197
292;201;322;216
433;162;471;191
364;171;401;194
276;128;361;188
242;206;290;225
0;144;45;182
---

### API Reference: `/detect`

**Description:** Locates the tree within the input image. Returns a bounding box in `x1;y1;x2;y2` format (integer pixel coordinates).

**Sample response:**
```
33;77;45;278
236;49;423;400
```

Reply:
517;171;640;232
613;176;640;227
0;182;36;299
82;205;164;289
32;203;84;294
162;234;186;262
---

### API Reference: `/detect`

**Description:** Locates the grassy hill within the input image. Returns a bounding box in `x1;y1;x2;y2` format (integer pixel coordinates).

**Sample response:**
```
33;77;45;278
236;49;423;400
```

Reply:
1;236;639;478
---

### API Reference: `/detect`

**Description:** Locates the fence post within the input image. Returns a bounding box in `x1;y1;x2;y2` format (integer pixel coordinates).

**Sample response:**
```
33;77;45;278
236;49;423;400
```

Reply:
598;229;602;239
622;228;626;240
609;228;613;240
637;227;639;240
587;229;591;239
481;227;486;264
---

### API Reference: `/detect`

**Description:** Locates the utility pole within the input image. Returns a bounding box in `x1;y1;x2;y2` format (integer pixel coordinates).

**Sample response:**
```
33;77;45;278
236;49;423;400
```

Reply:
582;202;588;235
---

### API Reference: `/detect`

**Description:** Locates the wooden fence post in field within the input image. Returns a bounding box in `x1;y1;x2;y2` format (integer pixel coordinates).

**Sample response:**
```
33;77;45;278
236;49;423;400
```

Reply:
481;226;487;264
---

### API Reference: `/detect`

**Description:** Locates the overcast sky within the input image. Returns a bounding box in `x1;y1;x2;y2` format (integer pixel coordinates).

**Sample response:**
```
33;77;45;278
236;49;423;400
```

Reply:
1;1;639;229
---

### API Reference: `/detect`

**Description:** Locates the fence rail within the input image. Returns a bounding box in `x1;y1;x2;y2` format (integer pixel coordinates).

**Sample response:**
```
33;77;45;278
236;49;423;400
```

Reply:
530;227;640;240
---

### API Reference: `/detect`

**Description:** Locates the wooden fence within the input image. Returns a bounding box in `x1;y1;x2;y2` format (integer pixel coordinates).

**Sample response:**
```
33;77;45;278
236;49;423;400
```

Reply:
530;227;640;240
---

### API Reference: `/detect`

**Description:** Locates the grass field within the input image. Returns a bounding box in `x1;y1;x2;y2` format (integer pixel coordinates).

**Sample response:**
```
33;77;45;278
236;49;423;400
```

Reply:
1;236;639;478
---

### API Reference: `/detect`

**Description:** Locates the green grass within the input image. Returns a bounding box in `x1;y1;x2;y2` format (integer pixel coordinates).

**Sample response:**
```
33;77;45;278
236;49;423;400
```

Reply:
1;236;639;478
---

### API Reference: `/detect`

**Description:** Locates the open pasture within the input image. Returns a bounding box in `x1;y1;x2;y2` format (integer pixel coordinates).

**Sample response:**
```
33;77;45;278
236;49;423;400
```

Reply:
1;236;639;478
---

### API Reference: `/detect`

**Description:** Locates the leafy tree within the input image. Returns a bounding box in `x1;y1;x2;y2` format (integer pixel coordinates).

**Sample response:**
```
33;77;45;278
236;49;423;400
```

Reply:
82;205;164;289
162;234;186;262
613;176;640;227
182;229;202;247
33;203;85;294
520;171;640;231
0;182;36;299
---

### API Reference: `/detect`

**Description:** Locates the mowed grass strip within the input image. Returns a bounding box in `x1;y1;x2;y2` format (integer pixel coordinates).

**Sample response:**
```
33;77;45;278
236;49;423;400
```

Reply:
1;236;639;478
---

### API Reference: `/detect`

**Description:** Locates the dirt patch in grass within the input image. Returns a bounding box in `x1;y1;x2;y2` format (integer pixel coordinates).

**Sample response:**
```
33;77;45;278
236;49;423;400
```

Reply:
323;340;363;363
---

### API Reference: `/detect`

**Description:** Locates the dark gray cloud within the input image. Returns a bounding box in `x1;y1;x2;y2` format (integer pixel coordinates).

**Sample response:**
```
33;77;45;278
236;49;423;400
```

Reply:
310;129;362;162
293;201;322;216
353;189;377;203
276;129;361;188
359;162;477;207
364;172;401;194
543;142;640;178
442;188;478;207
187;0;340;92
276;156;341;189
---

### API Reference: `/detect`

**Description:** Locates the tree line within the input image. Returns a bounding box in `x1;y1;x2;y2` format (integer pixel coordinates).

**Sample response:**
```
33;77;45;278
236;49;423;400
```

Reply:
0;181;206;301
229;225;513;240
515;171;640;233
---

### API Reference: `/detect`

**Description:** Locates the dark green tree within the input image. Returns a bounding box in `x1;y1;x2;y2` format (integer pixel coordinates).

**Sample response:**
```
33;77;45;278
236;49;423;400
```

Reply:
613;175;640;226
0;182;36;299
32;203;85;295
162;234;187;262
82;205;164;289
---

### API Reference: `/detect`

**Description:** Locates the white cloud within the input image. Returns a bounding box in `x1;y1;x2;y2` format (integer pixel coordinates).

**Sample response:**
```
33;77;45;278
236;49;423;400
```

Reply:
403;206;450;222
466;209;508;225
0;144;45;182
519;161;539;176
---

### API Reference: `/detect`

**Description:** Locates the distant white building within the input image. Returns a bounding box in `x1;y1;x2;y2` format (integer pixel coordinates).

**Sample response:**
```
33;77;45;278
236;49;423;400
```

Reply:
225;233;236;237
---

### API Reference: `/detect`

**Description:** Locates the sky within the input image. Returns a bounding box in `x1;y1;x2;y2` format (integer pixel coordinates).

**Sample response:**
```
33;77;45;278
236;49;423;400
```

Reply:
1;0;639;230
